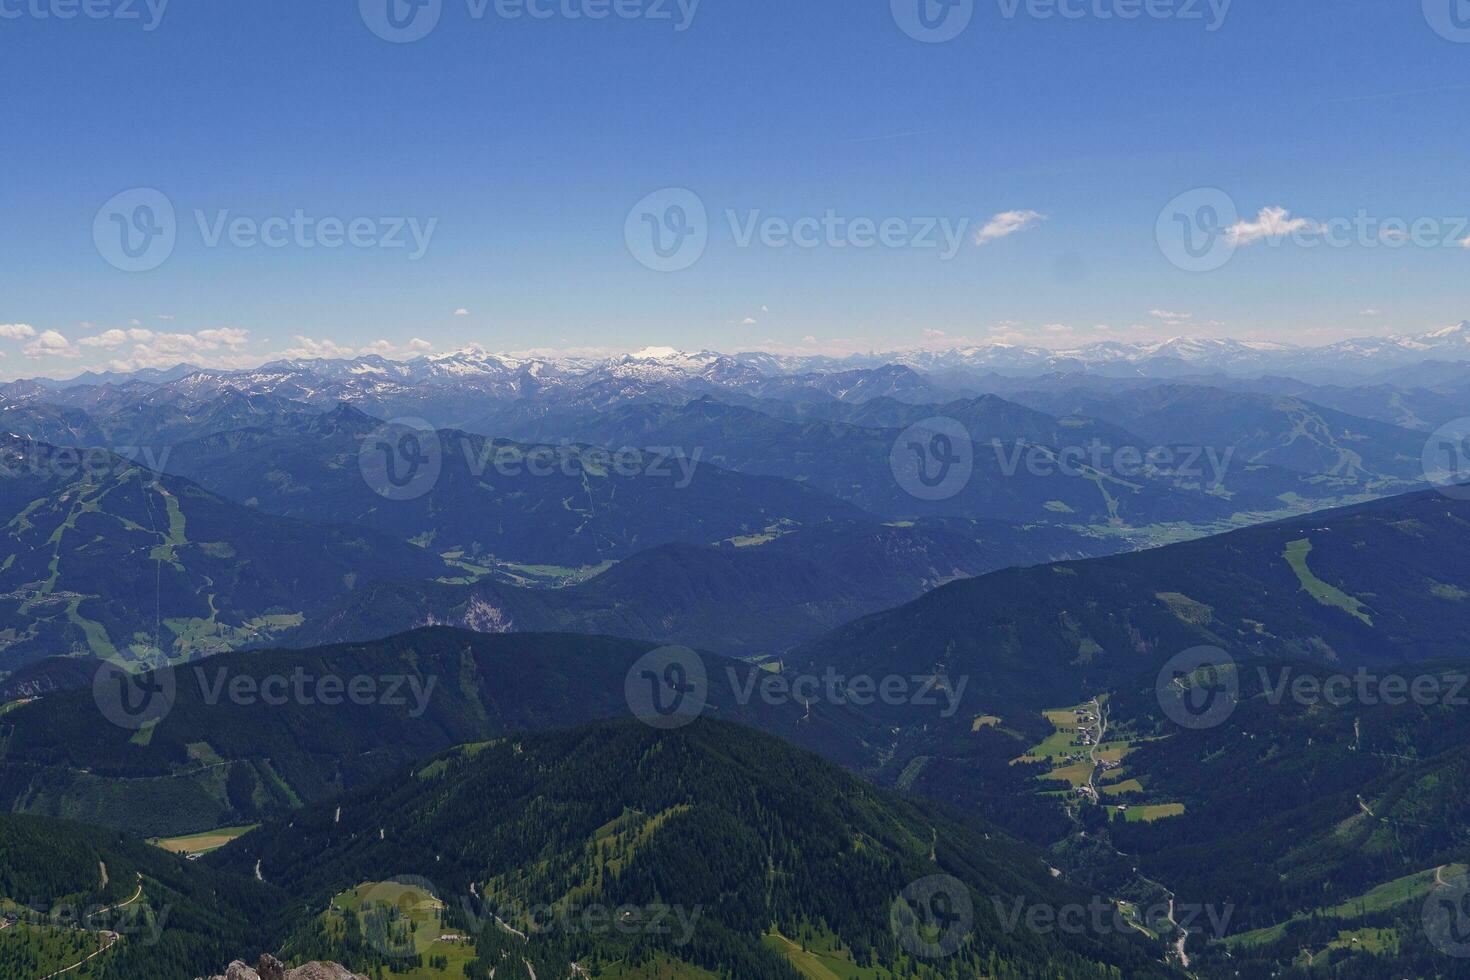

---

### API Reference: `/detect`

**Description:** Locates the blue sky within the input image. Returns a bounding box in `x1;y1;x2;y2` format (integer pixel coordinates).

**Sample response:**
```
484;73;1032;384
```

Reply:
2;0;1468;377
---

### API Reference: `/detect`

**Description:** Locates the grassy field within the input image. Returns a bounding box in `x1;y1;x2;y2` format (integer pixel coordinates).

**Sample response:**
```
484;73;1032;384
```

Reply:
1016;701;1185;825
1015;704;1094;763
1226;864;1467;948
1100;778;1144;796
1284;538;1373;625
593;953;724;978
763;928;891;979
1293;927;1399;967
0;921;120;976
437;553;615;587
1110;803;1185;823
323;880;477;979
150;824;257;856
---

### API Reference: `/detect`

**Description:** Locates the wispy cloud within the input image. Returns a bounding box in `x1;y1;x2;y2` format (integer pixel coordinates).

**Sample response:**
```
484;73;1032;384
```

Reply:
24;330;80;359
99;328;252;372
840;129;929;145
730;304;770;327
975;210;1047;245
0;324;37;341
80;328;156;349
1227;207;1321;246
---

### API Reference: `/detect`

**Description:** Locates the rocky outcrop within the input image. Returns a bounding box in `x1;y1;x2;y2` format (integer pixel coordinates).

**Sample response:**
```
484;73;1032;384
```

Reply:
197;954;368;980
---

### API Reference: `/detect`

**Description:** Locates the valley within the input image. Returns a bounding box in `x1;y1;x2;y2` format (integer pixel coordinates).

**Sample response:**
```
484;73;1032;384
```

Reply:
2;344;1469;978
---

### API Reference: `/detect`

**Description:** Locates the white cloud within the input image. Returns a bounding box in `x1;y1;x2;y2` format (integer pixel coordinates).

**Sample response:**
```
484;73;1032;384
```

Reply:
1359;309;1382;316
196;327;249;348
278;335;433;362
364;338;434;357
279;336;358;360
100;328;256;373
1227;207;1321;246
731;304;770;326
975;210;1047;245
454;308;471;316
1150;309;1193;322
0;324;37;340
79;329;132;349
1460;236;1470;249
24;330;80;359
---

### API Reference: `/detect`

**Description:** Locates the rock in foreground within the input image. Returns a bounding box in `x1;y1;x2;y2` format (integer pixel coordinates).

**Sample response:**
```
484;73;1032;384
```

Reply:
198;953;367;980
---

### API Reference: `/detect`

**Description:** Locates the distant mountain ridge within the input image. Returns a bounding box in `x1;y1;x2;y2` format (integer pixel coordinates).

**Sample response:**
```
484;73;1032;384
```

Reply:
0;433;451;667
10;322;1470;397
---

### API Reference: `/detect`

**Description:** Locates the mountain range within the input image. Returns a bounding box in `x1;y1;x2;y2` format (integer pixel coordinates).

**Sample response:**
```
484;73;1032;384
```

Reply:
12;323;1470;400
5;332;1470;978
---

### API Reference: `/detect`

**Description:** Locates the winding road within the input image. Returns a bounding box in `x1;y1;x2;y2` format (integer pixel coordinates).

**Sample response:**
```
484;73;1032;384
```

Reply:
37;875;143;980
